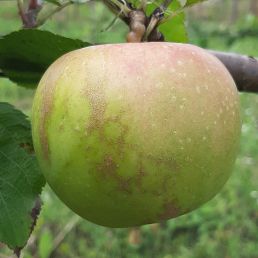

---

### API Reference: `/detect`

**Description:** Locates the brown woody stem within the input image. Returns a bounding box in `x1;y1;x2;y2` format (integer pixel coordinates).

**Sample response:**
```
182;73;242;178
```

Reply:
17;0;42;28
209;51;258;93
126;10;146;42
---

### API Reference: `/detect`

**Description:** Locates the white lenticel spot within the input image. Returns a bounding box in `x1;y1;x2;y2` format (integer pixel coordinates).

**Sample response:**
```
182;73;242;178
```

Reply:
171;95;177;101
196;86;201;94
162;45;169;49
177;60;183;66
74;125;80;132
156;82;163;88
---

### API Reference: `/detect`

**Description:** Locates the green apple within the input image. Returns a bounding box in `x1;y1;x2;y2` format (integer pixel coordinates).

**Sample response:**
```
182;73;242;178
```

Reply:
32;43;241;227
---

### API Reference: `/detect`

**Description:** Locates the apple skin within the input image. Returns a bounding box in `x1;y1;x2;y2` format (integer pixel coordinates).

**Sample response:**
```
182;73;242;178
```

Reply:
32;43;241;227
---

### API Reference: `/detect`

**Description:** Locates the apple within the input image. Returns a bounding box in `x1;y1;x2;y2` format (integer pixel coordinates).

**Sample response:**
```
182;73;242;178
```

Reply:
32;43;241;227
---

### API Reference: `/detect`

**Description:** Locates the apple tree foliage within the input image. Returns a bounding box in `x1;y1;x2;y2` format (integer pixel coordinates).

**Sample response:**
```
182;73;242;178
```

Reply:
0;30;90;252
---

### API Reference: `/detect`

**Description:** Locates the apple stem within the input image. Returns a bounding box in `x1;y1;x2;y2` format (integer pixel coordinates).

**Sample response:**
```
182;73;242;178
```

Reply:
126;9;165;42
102;0;166;42
126;10;146;42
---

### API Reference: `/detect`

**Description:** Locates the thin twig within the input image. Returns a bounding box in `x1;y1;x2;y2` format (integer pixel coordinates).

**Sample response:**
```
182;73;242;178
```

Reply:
50;215;81;255
160;5;191;24
144;0;173;40
17;0;28;26
28;0;39;9
102;0;132;25
112;0;132;15
160;0;174;10
139;0;147;11
25;0;42;28
17;0;42;28
101;10;123;32
36;1;73;27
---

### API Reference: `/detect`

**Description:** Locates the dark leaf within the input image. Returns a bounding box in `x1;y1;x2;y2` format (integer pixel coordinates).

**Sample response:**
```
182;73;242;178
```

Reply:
0;29;91;88
0;102;45;249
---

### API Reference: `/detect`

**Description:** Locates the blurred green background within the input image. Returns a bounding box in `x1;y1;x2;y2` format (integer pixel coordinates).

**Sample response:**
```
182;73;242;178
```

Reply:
0;0;258;257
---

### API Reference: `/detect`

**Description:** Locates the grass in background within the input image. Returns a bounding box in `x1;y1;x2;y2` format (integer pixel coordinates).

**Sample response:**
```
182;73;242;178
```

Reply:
0;79;34;114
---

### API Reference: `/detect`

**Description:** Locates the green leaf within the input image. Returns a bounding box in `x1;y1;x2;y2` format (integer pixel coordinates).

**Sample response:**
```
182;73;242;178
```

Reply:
0;30;91;88
0;102;45;249
159;0;188;42
160;12;188;42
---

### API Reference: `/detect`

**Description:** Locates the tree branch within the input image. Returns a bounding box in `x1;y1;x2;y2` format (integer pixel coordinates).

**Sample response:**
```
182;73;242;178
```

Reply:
17;0;42;28
17;0;29;26
210;51;258;93
25;0;42;28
